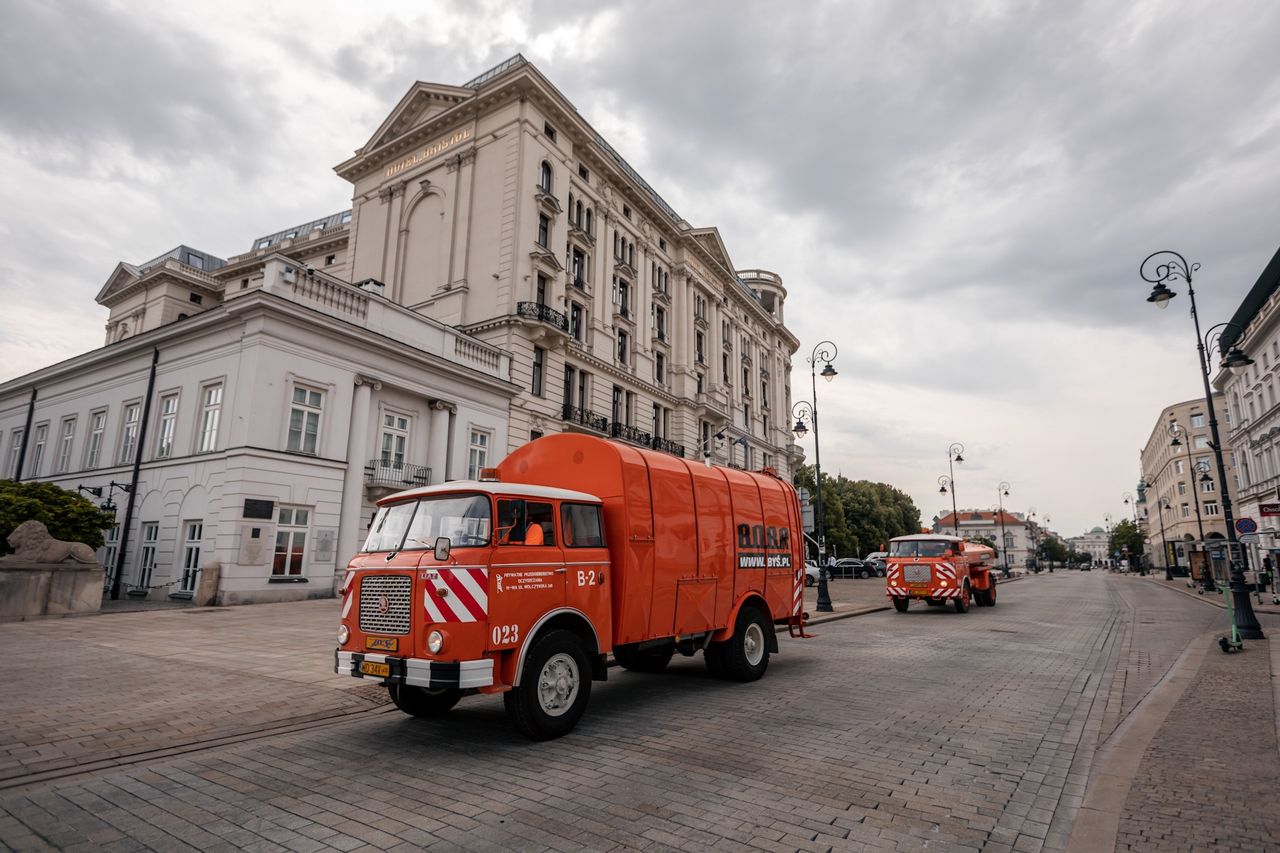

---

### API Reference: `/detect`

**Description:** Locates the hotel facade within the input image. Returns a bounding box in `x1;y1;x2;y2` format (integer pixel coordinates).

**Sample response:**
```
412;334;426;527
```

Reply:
0;55;800;604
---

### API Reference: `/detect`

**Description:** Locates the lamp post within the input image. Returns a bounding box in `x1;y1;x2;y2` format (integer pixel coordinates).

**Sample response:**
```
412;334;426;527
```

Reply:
1043;515;1052;572
1151;498;1175;580
791;341;838;613
1170;421;1211;591
1104;512;1113;570
1121;492;1145;574
941;443;964;534
1028;507;1038;573
1144;251;1263;639
996;482;1010;575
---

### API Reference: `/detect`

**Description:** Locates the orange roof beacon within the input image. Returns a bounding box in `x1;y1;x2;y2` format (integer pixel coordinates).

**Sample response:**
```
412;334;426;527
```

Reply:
334;434;807;739
884;534;999;613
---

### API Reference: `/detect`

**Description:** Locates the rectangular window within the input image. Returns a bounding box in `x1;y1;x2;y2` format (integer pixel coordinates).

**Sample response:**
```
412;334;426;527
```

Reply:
100;524;120;578
571;250;585;285
696;373;704;395
1204;501;1220;516
561;503;605;547
722;353;730;384
1177;482;1187;496
180;520;203;593
1201;479;1215;493
467;429;491;479
379;414;408;467
56;418;76;474
655;352;665;384
1174;460;1184;474
612;386;623;424
544;122;557;141
1193;435;1210;449
536;273;548;304
497;499;556;545
563;364;576;407
625;391;635;425
617;331;628;365
537;214;550;248
653;403;662;439
85;411;106;469
273;507;309;576
155;394;178;459
198;385;222;452
578;164;589;180
29;424;47;476
532;346;545;396
136;522;159;588
655;306;666;340
570;303;584;341
1190;413;1205;428
118;404;141;465
578;371;589;409
287;386;323;454
1181;503;1190;518
696;332;705;363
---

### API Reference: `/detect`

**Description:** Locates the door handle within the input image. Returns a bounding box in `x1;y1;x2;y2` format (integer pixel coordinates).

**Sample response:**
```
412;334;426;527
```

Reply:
555;567;567;574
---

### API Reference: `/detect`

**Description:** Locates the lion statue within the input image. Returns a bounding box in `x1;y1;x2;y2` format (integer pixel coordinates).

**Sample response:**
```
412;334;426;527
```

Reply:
2;520;98;564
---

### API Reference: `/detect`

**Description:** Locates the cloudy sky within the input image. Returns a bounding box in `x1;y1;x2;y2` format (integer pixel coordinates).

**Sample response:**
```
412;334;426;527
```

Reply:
3;0;1279;537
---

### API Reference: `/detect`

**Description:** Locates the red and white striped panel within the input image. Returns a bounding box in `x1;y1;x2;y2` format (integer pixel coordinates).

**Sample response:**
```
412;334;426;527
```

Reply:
423;568;489;623
887;586;910;598
793;568;803;617
340;570;356;619
934;562;957;582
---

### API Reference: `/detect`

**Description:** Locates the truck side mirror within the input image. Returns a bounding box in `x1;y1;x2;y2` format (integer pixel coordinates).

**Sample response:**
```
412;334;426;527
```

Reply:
434;537;451;561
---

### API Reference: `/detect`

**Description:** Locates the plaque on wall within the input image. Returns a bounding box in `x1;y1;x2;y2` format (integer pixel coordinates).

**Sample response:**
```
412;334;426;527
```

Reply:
238;524;273;565
313;529;337;563
243;499;275;520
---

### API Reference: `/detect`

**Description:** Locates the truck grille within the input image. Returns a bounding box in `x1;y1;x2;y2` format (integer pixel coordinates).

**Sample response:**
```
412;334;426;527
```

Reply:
358;575;412;635
903;564;931;584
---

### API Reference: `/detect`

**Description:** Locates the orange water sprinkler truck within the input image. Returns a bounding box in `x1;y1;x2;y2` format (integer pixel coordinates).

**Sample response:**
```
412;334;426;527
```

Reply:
885;534;998;613
335;433;807;739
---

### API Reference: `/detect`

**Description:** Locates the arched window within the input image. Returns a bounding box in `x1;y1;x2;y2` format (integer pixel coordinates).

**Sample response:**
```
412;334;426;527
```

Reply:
539;161;552;193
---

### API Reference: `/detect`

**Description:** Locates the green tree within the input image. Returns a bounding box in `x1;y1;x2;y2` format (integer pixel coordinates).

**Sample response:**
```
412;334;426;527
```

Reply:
1041;537;1069;563
792;466;922;560
1109;519;1144;563
0;480;117;556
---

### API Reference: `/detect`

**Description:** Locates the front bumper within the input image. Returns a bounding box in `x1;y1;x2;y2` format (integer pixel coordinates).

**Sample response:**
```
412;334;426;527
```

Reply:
335;650;494;689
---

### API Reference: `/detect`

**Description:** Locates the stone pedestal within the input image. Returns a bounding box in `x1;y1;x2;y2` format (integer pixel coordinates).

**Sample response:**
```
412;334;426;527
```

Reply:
0;561;105;621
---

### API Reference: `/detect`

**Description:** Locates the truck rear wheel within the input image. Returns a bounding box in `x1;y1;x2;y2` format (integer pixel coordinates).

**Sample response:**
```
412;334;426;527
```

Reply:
893;597;910;612
715;606;770;682
613;643;674;673
504;629;591;740
986;580;997;607
387;684;462;718
954;581;971;613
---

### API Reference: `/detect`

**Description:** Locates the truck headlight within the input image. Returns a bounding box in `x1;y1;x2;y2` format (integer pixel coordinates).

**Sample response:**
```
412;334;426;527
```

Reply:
938;580;948;587
337;624;350;645
428;630;445;654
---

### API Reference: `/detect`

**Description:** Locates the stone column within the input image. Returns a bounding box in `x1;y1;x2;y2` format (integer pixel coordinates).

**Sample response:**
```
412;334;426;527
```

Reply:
426;401;454;484
337;376;379;572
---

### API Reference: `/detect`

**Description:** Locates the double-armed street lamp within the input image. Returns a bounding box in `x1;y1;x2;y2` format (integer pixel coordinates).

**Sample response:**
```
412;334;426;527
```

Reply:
1147;498;1176;580
791;341;838;613
938;443;965;535
1103;512;1113;569
996;482;1011;575
1121;492;1145;574
1143;250;1263;639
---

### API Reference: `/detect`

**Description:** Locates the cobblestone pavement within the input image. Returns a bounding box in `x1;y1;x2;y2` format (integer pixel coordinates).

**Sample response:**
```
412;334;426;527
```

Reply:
0;573;1274;851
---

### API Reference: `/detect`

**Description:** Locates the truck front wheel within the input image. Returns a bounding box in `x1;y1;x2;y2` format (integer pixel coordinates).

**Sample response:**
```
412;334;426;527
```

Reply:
388;684;462;718
714;606;770;682
504;630;592;740
954;581;971;613
893;597;910;612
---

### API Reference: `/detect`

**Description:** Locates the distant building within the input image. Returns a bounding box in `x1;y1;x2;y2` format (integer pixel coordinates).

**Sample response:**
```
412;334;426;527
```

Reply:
1214;243;1280;577
933;510;1033;569
1067;528;1110;565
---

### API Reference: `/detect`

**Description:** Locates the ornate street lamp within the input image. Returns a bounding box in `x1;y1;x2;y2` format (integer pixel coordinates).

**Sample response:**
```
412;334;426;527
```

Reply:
996;482;1011;576
1144;250;1263;638
793;340;838;613
943;443;964;535
1169;421;1211;590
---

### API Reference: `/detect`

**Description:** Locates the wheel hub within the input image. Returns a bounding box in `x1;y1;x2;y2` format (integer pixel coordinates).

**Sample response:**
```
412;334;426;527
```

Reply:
537;653;579;717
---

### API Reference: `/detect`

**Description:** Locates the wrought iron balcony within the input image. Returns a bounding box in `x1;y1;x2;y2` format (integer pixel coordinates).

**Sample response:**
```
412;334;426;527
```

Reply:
562;404;610;433
611;422;652;445
651;436;686;457
516;301;569;332
364;460;431;493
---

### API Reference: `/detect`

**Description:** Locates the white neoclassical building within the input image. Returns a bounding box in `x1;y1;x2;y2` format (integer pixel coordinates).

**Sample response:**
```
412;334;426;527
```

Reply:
0;247;514;604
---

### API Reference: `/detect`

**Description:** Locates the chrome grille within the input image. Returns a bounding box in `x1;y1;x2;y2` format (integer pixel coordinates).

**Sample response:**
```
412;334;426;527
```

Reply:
903;564;931;584
358;575;412;635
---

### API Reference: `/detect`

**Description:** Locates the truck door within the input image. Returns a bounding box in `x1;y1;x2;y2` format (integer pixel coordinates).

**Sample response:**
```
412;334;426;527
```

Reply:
487;498;566;653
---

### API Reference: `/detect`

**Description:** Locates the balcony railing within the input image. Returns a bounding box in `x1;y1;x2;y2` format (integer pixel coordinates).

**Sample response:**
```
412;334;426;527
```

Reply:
612;422;652;445
651;436;686;457
364;460;432;490
516;301;569;332
562;404;610;433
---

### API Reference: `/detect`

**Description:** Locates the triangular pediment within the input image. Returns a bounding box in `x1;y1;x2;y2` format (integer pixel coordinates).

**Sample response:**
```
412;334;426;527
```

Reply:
688;227;736;275
360;82;474;154
95;262;141;305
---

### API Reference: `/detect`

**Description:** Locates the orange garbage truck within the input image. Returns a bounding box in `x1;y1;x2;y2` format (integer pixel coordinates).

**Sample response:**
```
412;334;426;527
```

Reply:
335;433;806;739
885;534;998;613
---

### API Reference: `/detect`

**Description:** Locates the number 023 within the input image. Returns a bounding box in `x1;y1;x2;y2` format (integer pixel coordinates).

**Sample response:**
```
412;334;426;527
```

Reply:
491;624;519;645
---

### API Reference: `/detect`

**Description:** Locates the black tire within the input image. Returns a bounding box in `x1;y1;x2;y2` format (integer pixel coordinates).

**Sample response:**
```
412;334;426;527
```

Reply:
954;581;971;613
713;606;771;682
504;630;592;740
892;597;910;613
876;568;886;577
613;643;674;673
924;598;942;607
387;684;462;718
986;580;997;607
859;568;870;579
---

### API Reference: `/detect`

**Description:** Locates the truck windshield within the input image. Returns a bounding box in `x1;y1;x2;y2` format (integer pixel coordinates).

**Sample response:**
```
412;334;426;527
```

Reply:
890;540;951;558
362;494;492;553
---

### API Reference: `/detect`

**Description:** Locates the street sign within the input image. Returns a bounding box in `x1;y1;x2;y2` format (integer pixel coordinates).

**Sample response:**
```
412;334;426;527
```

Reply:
1261;503;1280;517
1235;517;1258;534
1239;533;1260;544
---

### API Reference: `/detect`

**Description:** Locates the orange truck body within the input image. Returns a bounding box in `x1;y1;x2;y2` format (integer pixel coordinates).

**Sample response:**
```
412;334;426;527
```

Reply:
334;433;805;737
885;534;998;612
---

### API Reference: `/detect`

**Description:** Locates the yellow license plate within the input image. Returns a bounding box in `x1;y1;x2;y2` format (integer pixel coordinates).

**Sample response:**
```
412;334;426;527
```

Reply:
359;661;391;678
366;636;398;652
